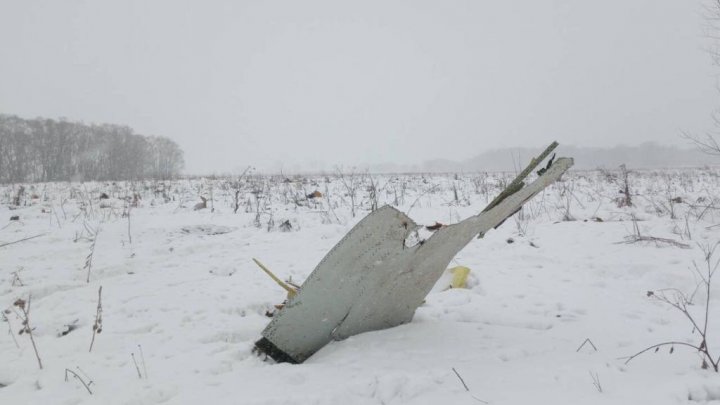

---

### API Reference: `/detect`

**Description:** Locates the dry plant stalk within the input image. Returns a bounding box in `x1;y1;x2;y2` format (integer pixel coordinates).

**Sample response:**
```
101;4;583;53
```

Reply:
616;164;633;208
10;271;23;287
0;233;46;248
138;344;147;379
14;296;43;369
131;353;143;379
618;216;691;249
624;242;720;371
89;286;103;352
65;368;93;395
2;311;20;349
83;225;101;283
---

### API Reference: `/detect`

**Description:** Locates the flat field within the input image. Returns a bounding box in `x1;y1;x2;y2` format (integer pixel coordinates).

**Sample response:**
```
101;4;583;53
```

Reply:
1;168;720;404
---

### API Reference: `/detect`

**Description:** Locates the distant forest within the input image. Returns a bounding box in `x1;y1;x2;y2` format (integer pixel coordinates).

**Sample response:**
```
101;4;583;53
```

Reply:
0;114;184;183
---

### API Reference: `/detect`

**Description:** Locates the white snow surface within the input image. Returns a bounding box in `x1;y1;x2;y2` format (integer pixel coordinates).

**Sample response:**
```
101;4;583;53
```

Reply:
1;169;720;404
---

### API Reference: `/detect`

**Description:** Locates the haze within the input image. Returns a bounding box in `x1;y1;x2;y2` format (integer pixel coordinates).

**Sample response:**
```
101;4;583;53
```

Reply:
0;0;717;173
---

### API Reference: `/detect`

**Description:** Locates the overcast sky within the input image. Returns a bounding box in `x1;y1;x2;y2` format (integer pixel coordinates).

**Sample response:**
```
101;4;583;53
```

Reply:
1;0;718;173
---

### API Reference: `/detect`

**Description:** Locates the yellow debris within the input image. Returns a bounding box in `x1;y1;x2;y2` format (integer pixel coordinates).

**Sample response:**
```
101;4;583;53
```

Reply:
448;266;471;289
252;258;298;298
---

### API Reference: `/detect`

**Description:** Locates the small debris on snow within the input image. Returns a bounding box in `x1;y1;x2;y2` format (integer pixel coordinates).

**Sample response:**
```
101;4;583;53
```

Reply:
180;224;237;236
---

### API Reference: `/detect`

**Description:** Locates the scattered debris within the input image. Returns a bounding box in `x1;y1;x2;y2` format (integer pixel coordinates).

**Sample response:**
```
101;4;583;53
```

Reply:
193;196;207;211
252;258;297;299
535;153;556;176
180;224;236;236
425;222;444;231
279;220;292;232
58;319;80;337
448;266;470;289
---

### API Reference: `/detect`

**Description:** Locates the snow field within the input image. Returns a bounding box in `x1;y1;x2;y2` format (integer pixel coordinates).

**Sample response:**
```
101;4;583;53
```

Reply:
2;168;720;404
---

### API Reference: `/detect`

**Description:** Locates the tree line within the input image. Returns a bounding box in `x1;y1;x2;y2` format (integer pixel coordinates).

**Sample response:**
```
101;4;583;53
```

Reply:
0;114;184;183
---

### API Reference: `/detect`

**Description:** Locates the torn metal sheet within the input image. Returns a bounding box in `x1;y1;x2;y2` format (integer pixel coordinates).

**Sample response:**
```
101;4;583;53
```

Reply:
257;157;574;363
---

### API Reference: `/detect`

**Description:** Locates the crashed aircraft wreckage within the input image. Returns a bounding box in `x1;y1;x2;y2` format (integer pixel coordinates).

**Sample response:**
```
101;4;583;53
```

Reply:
255;142;573;363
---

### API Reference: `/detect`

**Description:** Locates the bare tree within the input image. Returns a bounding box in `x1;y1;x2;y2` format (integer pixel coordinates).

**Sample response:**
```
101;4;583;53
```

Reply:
0;114;185;183
335;166;361;218
683;1;720;156
682;131;720;156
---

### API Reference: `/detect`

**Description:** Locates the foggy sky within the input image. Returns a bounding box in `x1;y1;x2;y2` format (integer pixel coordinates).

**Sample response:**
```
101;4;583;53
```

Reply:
1;0;718;174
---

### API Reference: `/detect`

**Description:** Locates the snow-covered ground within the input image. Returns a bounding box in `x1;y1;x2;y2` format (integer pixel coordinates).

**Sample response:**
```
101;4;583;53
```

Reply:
2;168;720;404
